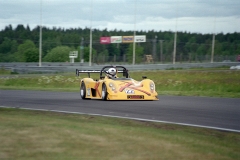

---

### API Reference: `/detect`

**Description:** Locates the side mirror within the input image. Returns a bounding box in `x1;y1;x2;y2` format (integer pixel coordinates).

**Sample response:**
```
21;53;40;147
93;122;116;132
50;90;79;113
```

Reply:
100;76;105;79
142;76;147;79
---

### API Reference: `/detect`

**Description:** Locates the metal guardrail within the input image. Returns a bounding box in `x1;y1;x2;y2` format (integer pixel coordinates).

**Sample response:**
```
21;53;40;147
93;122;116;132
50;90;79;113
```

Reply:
1;62;239;74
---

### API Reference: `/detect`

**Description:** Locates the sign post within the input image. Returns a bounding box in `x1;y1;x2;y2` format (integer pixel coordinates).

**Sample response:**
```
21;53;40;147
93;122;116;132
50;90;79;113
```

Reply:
69;51;78;63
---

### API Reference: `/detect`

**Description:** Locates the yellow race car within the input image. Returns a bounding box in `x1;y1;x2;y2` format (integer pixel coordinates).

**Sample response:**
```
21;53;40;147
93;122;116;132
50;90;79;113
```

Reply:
76;66;158;100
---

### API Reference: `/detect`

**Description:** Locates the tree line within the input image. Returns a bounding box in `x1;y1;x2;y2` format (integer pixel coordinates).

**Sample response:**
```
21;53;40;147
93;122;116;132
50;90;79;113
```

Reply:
0;24;240;63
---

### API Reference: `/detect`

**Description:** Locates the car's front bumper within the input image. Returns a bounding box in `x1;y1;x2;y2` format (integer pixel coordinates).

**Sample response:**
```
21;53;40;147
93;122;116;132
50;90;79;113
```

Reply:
107;92;159;100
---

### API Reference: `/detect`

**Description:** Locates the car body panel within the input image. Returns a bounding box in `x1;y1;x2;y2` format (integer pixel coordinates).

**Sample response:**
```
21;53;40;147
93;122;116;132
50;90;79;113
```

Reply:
77;66;158;100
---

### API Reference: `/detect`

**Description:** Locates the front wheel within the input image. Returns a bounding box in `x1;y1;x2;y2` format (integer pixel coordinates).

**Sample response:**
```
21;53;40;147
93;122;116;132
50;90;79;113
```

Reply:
80;82;87;99
101;83;108;100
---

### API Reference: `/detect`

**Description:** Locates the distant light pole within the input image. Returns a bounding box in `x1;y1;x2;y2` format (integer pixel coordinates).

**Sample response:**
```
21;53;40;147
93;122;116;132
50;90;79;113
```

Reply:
132;0;137;65
211;34;215;63
173;32;177;64
89;0;93;66
80;37;84;65
211;9;216;63
152;35;157;59
159;40;164;63
173;0;178;64
39;0;42;67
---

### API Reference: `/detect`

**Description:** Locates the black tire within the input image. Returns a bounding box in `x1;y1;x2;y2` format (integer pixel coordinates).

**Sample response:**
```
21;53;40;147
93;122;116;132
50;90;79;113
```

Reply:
101;83;108;101
80;82;87;99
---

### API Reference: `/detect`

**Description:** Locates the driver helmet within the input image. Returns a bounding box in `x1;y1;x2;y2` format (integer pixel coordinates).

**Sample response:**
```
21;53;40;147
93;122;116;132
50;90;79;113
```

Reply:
106;68;117;78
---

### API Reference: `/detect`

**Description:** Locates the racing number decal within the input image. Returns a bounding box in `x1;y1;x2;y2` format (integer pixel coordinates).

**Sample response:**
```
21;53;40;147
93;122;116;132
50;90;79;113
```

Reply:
125;89;135;94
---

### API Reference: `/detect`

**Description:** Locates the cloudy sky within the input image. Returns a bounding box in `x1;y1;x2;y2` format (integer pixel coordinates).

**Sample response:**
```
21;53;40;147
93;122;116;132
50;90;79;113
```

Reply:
0;0;239;34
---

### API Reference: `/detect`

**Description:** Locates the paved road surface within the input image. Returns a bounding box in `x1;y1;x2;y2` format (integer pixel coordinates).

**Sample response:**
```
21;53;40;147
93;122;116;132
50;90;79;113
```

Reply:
0;90;239;132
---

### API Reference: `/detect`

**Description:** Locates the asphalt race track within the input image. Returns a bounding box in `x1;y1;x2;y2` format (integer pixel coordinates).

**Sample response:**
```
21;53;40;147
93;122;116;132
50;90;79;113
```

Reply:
0;90;240;132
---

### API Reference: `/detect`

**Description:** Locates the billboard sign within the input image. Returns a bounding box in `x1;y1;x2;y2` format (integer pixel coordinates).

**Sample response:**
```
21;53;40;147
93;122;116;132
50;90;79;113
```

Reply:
100;37;111;44
135;35;146;43
122;36;134;43
111;36;122;43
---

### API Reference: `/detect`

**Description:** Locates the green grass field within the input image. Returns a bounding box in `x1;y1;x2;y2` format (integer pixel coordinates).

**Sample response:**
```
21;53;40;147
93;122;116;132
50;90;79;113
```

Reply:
0;68;240;159
0;108;239;160
0;69;240;98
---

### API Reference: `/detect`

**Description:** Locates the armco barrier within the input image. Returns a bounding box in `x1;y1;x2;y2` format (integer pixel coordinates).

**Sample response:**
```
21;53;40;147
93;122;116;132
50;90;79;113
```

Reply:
0;62;239;74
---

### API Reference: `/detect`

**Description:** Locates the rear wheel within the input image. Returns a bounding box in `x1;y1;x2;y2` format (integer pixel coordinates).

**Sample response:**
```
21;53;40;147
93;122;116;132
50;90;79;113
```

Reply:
80;82;87;99
101;83;108;100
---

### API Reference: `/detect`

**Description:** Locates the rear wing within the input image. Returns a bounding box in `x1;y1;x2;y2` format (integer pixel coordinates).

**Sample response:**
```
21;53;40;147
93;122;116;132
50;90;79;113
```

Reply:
76;66;129;78
76;69;101;77
76;69;125;77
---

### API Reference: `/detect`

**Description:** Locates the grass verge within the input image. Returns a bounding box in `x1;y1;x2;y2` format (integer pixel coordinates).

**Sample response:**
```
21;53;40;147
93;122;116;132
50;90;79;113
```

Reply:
0;108;239;160
0;69;240;98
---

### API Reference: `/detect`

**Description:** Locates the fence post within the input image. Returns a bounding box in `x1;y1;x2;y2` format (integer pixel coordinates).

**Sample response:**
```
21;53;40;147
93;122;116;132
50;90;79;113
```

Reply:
189;53;191;63
180;53;182;63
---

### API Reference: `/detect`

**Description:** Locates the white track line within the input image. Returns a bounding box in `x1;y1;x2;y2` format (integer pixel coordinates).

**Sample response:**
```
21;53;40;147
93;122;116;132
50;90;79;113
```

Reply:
1;106;240;133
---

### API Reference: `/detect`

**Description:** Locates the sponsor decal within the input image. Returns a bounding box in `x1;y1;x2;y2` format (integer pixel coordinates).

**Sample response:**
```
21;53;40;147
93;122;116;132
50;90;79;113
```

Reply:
119;82;151;96
100;37;111;44
127;95;144;99
94;82;101;97
122;36;134;43
87;88;91;96
111;36;122;43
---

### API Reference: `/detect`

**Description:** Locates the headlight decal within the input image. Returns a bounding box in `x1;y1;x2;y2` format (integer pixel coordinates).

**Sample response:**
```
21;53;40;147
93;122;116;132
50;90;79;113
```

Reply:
150;82;155;93
109;82;117;93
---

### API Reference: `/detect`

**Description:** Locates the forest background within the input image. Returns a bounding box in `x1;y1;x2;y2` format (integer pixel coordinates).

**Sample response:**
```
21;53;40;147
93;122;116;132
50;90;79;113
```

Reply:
0;24;239;64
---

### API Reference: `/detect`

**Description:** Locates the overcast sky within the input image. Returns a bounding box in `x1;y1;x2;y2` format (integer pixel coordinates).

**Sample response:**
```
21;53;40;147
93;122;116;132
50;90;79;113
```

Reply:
0;0;239;34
